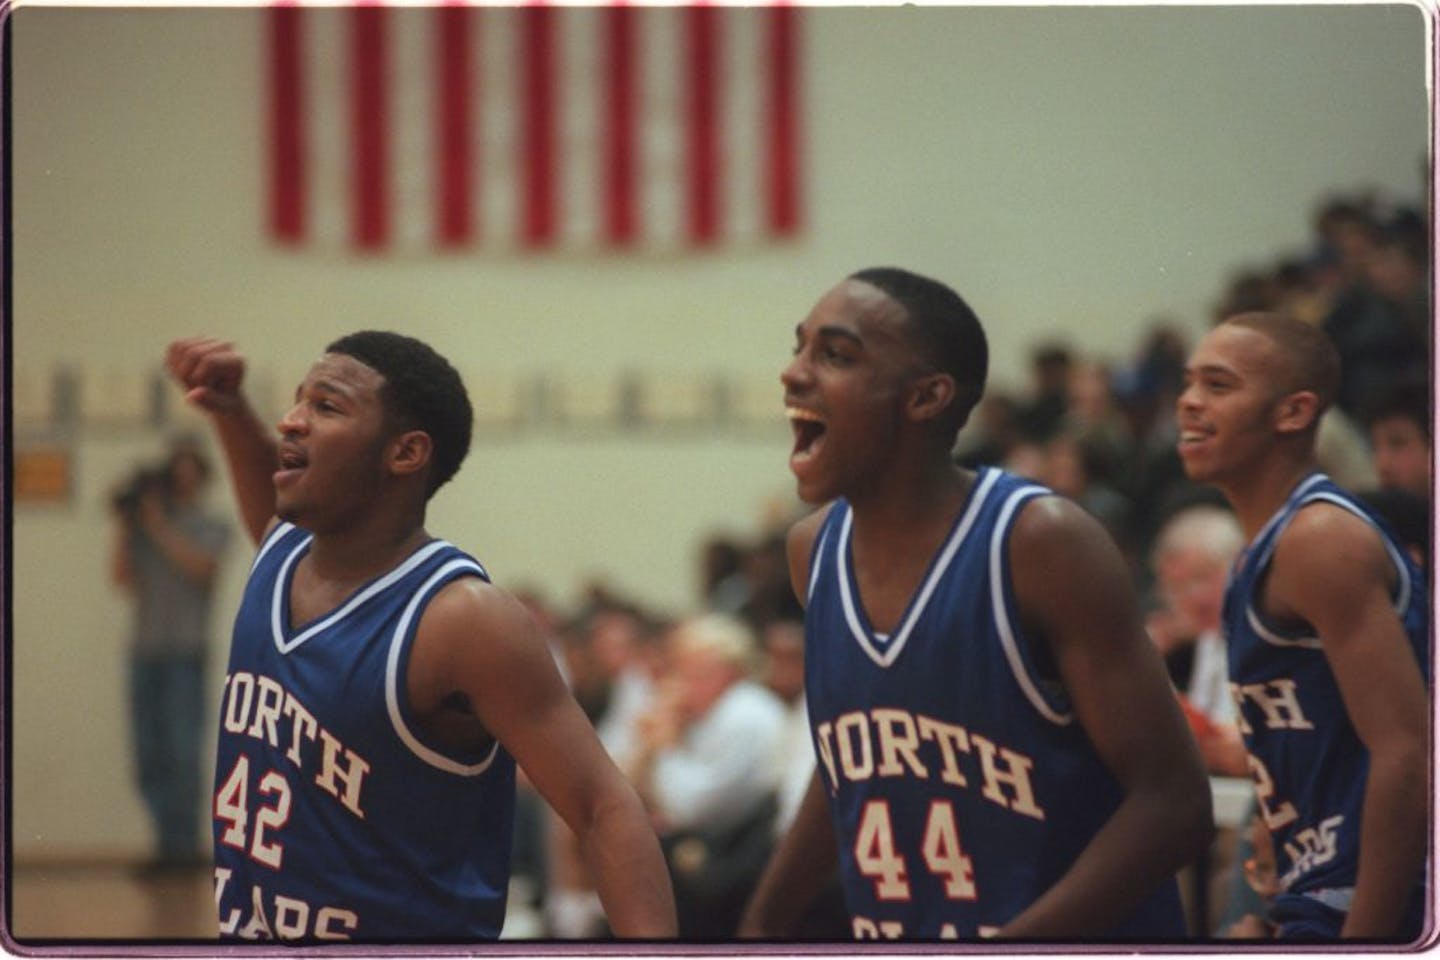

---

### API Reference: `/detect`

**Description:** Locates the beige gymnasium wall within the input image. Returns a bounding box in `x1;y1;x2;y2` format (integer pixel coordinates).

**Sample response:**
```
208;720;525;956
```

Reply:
8;3;1429;860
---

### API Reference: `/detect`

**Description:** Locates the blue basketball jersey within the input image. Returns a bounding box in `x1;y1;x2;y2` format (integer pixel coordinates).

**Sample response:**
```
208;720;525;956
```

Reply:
803;468;1185;940
1222;472;1429;931
212;522;517;941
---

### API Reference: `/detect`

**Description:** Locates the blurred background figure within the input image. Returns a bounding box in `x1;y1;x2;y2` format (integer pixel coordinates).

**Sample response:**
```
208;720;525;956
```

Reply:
543;599;663;939
1357;376;1432;571
954;392;1024;469
107;436;231;875
626;614;785;938
1147;504;1251;937
1362;377;1432;501
1015;341;1075;442
1147;505;1247;778
757;617;850;938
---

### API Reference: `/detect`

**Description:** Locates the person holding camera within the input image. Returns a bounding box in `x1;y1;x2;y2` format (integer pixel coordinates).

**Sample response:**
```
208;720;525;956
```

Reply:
109;437;231;875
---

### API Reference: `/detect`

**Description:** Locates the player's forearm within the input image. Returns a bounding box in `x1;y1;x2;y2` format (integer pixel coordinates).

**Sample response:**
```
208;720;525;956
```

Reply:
1000;779;1213;937
739;776;838;937
576;787;677;938
1342;749;1428;938
207;398;279;544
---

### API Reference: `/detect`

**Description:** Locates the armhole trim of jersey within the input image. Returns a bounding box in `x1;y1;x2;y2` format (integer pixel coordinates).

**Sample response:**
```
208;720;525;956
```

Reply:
1246;489;1409;650
990;486;1074;726
385;557;500;776
806;517;834;606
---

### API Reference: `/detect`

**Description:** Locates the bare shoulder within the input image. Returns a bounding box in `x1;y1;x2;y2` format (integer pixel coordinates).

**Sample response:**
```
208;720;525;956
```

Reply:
1268;500;1393;610
1008;493;1137;630
419;574;537;648
786;505;832;559
785;503;835;601
1279;499;1387;562
1009;492;1117;564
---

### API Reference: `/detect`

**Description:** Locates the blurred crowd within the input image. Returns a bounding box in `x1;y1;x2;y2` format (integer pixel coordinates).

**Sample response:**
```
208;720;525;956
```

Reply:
504;187;1431;939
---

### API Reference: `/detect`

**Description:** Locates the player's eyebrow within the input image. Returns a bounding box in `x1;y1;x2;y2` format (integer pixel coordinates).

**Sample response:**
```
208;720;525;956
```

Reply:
795;322;865;347
293;377;353;402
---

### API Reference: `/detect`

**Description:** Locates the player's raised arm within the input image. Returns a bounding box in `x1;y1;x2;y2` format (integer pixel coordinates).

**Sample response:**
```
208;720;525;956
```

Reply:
1267;507;1428;938
412;578;677;938
999;496;1213;937
165;337;279;544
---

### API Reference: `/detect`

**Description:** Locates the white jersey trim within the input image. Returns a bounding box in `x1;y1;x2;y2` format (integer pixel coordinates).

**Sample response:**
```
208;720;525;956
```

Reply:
836;469;1001;669
1246;479;1411;650
250;521;297;574
270;538;454;655
385;557;500;776
806;521;832;606
990;486;1074;726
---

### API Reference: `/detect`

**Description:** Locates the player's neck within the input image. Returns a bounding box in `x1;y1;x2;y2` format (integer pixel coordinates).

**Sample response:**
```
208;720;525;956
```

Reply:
1221;456;1320;540
304;513;431;585
848;462;973;555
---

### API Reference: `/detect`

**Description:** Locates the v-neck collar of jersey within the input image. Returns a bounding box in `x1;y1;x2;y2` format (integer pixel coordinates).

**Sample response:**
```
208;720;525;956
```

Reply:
835;468;1000;669
271;534;451;655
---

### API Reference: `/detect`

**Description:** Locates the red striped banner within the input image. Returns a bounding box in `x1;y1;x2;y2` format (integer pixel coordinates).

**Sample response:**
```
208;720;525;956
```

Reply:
265;3;803;255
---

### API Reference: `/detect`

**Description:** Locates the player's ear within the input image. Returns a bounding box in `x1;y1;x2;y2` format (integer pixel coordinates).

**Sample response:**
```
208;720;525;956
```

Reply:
1274;390;1322;436
389;429;433;480
907;372;956;424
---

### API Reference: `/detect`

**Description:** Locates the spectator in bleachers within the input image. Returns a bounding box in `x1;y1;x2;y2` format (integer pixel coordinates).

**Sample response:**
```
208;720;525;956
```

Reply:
1062;361;1135;490
700;535;750;615
545;601;662;938
954;391;1024;469
625;615;786;938
1314;198;1428;421
1146;505;1247;778
1040;429;1135;558
1362;377;1432;501
108;436;231;876
1015;340;1075;441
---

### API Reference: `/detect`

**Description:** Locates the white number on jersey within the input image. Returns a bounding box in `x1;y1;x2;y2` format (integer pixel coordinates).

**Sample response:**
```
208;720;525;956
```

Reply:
215;755;294;869
855;800;910;900
855;798;979;903
1247;754;1298;831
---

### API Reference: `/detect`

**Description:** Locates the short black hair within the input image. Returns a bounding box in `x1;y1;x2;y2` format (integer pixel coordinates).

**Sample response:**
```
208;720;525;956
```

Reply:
1362;377;1432;443
325;331;473;498
1222;311;1341;414
848;267;989;434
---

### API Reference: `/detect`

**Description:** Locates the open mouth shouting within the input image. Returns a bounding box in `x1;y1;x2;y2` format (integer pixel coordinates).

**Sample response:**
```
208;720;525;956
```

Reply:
787;406;828;470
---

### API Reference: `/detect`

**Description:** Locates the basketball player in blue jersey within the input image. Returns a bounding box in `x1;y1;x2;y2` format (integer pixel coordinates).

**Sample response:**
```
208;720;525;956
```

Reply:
740;268;1213;941
165;332;676;941
1176;312;1429;940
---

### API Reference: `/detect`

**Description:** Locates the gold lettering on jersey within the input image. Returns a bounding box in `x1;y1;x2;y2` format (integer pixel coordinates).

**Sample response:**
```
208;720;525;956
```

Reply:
316;728;371;817
216;866;360;940
917;715;970;787
836;712;875;781
969;734;1043;819
222;671;370;820
873;709;929;779
850;915;994;939
1234;679;1313;731
815;707;1044;821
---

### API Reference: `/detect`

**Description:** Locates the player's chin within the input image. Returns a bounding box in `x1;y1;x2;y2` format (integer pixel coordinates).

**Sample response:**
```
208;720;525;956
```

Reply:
273;495;303;525
790;463;838;506
1175;446;1212;482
